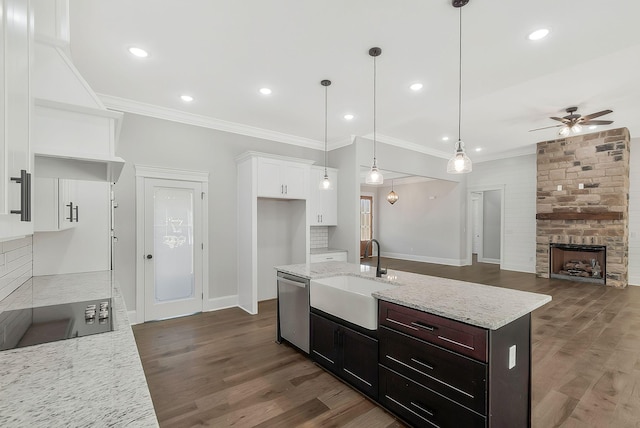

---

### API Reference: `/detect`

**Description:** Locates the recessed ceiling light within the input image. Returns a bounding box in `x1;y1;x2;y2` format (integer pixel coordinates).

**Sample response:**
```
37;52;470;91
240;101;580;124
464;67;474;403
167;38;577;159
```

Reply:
128;47;149;58
528;28;550;41
442;136;450;141
409;83;423;91
475;147;482;152
259;88;272;95
180;95;194;102
344;114;354;121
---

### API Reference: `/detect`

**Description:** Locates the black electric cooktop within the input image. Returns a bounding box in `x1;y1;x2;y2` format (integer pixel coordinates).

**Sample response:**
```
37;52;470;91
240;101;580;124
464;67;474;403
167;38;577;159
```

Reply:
0;298;113;351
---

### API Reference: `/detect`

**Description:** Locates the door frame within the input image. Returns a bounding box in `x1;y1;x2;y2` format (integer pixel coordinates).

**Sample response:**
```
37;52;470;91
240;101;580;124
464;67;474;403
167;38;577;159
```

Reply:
471;192;483;260
135;165;209;322
466;185;504;267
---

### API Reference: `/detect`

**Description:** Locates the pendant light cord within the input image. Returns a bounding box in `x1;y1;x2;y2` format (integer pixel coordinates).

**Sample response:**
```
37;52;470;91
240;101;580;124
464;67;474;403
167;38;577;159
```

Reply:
373;53;377;166
457;7;462;147
324;84;328;172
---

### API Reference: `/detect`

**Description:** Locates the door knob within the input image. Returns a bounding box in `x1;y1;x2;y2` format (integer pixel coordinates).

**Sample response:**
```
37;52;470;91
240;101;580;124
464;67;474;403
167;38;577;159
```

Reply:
146;254;153;259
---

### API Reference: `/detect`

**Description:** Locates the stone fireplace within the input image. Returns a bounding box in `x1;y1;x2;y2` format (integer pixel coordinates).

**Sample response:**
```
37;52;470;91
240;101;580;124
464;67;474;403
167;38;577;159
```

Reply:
536;128;630;288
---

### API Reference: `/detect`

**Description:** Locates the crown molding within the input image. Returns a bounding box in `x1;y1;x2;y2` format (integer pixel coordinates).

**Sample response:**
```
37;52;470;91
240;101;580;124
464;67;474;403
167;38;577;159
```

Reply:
98;94;325;151
361;133;452;159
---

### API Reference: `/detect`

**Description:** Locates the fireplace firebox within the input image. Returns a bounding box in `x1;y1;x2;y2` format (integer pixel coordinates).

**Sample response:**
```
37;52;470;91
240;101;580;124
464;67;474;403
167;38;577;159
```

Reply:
549;243;606;285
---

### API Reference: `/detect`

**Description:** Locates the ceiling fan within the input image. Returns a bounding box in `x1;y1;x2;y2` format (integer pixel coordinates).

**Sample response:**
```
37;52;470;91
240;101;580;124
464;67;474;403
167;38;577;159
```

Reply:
529;106;614;136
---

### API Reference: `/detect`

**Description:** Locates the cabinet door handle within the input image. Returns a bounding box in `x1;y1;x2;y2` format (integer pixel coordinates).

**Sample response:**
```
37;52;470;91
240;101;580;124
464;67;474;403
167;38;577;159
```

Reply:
411;321;437;331
281;184;283;194
410;401;435;417
74;205;79;222
285;184;288;194
66;202;74;222
320;214;323;223
10;169;31;222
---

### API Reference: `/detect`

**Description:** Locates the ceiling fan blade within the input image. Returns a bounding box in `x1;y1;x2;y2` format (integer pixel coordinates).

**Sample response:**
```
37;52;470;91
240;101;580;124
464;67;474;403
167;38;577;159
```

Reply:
581;109;613;121
550;116;569;123
529;124;563;132
583;120;614;125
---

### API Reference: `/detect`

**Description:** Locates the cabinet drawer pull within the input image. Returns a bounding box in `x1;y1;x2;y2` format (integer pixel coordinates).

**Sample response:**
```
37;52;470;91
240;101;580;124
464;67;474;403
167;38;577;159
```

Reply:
437;335;474;351
343;368;372;387
386;318;419;331
385;395;441;427
410;357;434;371
410;401;435;417
411;321;437;331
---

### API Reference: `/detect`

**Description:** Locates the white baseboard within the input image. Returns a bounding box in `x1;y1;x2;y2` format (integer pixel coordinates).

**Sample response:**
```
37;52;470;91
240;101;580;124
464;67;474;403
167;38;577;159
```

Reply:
205;294;239;312
501;263;536;274
380;252;465;267
478;257;500;265
628;275;640;286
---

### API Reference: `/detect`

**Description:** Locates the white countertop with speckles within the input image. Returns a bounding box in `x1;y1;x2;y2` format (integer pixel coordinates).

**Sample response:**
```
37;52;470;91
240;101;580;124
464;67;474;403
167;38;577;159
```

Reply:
0;271;158;427
276;262;551;330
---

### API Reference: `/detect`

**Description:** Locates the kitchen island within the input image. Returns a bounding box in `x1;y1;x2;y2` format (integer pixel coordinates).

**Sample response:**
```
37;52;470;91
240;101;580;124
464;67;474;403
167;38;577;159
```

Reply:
275;261;551;427
0;271;158;427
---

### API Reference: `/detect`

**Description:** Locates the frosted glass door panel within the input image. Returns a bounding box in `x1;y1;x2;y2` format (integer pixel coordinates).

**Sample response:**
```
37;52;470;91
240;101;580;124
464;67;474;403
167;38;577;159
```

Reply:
154;187;194;302
144;178;203;321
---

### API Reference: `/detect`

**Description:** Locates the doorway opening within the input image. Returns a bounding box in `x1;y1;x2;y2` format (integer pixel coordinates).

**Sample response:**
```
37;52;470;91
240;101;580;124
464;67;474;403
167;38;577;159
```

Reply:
360;195;373;258
467;187;503;267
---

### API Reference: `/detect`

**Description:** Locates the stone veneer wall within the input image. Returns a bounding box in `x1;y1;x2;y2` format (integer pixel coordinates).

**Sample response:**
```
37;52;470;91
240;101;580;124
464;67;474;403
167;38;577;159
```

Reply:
536;128;630;288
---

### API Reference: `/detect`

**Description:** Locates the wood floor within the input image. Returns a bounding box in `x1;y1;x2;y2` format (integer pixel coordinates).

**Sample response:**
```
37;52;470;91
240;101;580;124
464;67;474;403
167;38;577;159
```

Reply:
133;258;640;427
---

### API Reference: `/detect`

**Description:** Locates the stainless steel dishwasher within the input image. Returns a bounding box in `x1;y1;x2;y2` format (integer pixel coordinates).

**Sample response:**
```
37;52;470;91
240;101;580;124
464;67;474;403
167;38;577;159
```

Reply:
276;271;310;353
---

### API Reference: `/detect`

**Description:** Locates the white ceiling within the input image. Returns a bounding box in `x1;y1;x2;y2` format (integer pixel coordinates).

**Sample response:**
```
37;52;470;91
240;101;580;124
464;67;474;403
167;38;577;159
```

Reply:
68;0;640;162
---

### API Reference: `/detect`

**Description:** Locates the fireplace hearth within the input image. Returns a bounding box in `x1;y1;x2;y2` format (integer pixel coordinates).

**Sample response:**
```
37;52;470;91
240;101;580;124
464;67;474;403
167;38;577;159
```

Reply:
549;243;606;285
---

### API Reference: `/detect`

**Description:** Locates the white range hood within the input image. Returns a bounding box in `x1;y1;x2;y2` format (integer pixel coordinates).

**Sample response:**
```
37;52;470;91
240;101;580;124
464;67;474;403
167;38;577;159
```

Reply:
31;37;125;182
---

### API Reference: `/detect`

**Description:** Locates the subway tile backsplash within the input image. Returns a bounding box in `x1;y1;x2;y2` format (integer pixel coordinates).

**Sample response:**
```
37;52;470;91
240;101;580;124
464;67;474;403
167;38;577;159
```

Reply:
0;236;33;304
310;226;329;249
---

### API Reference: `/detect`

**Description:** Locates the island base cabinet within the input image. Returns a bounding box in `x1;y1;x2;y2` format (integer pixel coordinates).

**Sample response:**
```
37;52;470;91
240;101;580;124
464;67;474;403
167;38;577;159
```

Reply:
310;311;378;400
380;366;486;428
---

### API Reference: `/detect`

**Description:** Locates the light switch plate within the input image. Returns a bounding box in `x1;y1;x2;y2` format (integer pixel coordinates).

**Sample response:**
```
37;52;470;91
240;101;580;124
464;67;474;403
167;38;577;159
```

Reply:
557;185;563;191
508;345;517;369
579;183;584;189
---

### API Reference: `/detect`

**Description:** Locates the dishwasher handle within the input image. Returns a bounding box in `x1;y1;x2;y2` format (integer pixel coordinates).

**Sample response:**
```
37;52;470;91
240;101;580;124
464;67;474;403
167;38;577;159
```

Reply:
277;277;307;288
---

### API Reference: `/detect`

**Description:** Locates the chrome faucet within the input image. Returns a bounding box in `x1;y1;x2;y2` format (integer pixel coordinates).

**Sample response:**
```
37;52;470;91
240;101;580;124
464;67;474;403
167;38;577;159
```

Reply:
364;239;387;278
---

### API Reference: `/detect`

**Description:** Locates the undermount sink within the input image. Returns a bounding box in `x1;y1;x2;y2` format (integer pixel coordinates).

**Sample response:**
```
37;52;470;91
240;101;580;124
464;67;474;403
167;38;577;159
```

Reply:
310;275;397;330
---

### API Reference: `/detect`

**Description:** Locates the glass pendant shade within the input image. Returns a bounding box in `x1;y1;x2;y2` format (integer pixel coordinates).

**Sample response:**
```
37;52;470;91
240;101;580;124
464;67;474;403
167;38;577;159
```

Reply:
570;123;582;133
387;180;398;204
447;140;472;174
319;171;332;190
558;126;571;136
365;164;383;185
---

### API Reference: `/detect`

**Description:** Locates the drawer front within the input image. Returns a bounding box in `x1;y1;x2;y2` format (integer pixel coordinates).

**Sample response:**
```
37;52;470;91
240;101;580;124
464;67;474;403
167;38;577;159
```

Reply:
310;252;347;263
379;301;488;362
379;326;486;414
380;366;486;428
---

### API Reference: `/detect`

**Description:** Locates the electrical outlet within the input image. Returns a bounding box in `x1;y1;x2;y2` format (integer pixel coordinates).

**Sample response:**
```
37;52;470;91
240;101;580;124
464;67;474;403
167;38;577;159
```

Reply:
578;183;584;189
508;345;517;369
556;185;562;191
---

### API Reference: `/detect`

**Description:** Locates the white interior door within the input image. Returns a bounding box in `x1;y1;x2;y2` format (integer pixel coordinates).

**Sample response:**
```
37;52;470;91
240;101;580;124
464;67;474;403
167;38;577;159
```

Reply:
144;178;203;321
471;193;483;256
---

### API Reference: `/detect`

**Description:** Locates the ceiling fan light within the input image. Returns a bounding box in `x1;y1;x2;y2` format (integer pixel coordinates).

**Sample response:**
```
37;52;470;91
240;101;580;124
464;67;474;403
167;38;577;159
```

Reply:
365;164;384;185
558;126;571;137
571;124;583;133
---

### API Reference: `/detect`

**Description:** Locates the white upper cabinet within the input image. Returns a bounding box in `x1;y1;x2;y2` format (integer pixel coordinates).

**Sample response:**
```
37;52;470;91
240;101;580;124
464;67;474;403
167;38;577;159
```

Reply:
257;157;309;200
33;177;79;232
309;166;338;226
0;0;34;240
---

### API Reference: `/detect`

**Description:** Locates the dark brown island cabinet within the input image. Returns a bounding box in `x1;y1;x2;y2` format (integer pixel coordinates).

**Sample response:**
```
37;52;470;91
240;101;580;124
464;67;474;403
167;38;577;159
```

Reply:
309;301;533;428
378;301;532;428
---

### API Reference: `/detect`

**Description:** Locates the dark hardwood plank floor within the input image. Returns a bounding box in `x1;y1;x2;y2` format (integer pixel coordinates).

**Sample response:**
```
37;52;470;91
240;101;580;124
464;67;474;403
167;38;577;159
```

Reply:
134;258;640;427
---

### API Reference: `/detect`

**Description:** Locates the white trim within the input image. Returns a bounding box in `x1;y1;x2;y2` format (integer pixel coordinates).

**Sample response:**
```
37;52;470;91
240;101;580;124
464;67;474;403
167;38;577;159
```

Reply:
99;94;325;150
361;133;451;159
466;185;506;268
135;165;209;182
34;98;123;119
234;151;316;165
381;252;466;267
479;258;500;265
204;295;239;312
127;310;138;325
135;168;209;322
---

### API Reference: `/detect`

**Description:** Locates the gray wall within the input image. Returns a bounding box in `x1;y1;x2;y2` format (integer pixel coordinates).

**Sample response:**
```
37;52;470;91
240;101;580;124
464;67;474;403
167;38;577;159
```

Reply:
113;113;323;309
328;143;358;262
482;189;501;261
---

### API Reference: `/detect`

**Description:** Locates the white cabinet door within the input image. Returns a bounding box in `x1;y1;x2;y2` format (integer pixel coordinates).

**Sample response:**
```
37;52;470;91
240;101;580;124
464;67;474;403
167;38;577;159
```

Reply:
34;177;78;232
309;166;338;226
257;157;309;199
0;0;33;239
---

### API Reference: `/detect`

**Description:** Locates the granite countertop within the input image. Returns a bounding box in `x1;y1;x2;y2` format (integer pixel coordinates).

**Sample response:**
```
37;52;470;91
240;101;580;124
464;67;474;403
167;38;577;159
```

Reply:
0;271;158;427
275;262;551;330
309;247;348;255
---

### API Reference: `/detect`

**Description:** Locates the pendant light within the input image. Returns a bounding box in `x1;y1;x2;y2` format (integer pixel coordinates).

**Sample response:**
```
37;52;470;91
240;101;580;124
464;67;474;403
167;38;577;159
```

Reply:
447;1;472;174
320;79;332;190
387;179;399;205
365;47;384;185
